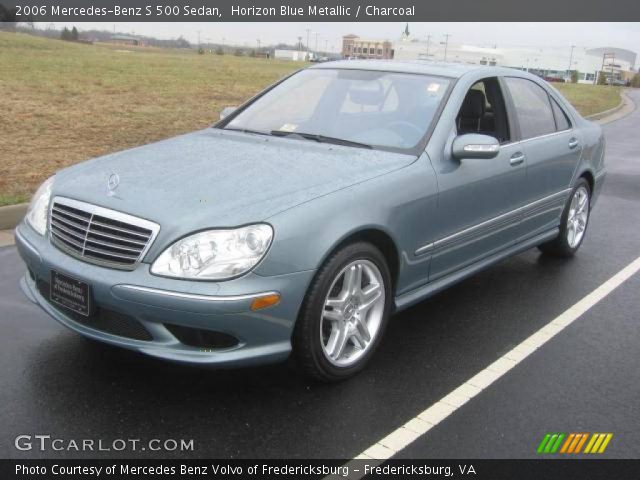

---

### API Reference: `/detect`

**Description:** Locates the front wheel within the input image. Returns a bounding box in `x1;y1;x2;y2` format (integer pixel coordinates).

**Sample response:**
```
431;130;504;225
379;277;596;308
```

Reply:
292;242;392;382
538;178;591;257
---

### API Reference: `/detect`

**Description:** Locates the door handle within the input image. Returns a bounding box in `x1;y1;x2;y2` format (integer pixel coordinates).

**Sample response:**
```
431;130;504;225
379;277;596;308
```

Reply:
568;138;579;149
510;152;525;166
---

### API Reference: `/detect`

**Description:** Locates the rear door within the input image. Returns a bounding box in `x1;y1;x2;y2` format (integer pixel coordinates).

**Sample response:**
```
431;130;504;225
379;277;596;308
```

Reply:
503;77;581;240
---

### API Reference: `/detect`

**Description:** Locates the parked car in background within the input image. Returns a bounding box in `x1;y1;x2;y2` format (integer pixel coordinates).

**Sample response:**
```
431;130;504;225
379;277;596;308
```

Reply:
16;61;606;381
609;78;628;86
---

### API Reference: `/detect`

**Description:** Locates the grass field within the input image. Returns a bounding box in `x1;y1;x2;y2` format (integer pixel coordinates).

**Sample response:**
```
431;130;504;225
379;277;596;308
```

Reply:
554;83;622;117
0;32;303;205
0;32;626;206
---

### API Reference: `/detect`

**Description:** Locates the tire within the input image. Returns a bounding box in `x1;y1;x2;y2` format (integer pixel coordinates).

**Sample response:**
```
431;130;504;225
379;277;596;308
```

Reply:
292;242;392;382
538;178;591;257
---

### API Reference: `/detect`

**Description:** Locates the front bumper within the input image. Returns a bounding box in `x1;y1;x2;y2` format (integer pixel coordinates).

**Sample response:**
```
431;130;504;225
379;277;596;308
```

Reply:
15;222;315;368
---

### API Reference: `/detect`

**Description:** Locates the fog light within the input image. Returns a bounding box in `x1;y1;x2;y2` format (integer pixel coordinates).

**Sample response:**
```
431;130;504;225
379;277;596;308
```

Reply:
250;293;281;311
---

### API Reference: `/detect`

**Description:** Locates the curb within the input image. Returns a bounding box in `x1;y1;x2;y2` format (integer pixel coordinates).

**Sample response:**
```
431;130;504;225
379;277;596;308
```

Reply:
585;97;624;120
586;89;635;124
0;203;28;230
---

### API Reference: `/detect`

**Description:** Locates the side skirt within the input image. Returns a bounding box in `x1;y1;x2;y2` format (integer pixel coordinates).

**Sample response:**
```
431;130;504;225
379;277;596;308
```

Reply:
394;228;559;312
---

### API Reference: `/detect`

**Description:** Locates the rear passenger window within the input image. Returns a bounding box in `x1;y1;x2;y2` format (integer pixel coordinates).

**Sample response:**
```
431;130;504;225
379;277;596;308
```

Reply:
551;99;571;131
505;77;556;139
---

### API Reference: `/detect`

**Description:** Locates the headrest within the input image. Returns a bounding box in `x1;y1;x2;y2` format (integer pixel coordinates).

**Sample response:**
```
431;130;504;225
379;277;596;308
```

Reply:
348;83;385;106
460;89;486;119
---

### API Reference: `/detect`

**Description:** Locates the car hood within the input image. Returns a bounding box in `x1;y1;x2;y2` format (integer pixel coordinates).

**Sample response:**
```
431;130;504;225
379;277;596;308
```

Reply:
53;129;415;252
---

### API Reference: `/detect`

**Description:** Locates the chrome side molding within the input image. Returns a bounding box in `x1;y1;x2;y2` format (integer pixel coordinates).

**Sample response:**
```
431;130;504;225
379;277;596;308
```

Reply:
414;188;571;256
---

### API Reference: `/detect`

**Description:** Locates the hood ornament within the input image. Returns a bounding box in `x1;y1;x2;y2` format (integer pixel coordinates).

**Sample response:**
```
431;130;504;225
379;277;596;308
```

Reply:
107;173;120;197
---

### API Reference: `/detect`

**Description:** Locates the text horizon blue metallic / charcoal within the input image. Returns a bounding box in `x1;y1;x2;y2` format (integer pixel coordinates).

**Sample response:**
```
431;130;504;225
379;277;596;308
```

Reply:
16;61;605;381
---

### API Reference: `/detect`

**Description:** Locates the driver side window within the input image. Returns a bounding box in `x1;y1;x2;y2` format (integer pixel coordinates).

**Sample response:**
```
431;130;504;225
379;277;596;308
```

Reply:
456;78;511;143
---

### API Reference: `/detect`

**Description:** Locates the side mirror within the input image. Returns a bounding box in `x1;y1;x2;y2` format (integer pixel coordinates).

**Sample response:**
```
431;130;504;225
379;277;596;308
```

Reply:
219;106;238;120
452;134;500;160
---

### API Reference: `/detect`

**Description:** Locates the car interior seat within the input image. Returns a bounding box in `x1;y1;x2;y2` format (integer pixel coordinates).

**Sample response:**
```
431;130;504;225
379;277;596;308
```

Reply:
457;89;486;134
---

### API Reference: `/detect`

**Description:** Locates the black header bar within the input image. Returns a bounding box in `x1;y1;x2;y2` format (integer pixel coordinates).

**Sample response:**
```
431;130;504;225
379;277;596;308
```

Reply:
2;0;640;22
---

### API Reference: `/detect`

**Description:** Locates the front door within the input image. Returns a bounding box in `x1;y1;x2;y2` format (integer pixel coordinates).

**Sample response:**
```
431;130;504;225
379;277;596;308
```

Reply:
429;77;528;281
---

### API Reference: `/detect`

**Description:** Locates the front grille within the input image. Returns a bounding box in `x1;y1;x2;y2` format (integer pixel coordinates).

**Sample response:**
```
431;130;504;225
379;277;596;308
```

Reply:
50;197;159;270
36;278;153;341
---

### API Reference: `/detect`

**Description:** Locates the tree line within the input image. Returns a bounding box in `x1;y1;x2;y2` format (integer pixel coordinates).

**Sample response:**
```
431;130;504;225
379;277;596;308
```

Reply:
60;26;78;41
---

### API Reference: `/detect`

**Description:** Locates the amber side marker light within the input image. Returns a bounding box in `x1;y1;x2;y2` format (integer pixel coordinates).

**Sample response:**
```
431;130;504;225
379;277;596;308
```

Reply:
250;293;281;311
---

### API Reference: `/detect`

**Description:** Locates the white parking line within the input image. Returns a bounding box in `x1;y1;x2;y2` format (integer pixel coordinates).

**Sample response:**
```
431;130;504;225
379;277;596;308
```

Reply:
333;255;640;477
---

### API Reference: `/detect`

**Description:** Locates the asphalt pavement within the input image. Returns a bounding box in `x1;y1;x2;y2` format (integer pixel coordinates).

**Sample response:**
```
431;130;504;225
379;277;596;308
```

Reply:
1;91;638;460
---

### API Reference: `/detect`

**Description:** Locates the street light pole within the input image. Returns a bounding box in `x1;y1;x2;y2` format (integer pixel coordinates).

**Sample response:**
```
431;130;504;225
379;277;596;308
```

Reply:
426;34;431;58
610;53;616;85
443;34;451;61
567;45;575;81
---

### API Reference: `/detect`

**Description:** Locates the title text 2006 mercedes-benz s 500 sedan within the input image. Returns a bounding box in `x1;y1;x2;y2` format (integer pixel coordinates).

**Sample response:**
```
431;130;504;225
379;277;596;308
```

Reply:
16;61;605;381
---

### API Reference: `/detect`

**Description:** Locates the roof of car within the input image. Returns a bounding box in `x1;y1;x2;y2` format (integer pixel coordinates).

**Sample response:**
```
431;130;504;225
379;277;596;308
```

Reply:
310;59;517;79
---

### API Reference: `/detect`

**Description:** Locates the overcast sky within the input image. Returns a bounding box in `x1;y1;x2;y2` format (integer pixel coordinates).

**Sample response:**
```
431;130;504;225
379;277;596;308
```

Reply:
50;22;640;54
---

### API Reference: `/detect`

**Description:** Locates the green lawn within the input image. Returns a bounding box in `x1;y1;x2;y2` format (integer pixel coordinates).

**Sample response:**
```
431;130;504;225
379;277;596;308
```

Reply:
0;32;626;206
554;83;623;117
0;194;29;207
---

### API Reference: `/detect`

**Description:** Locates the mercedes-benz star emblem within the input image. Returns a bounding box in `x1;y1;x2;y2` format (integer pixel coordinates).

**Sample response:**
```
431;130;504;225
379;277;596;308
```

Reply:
107;173;120;196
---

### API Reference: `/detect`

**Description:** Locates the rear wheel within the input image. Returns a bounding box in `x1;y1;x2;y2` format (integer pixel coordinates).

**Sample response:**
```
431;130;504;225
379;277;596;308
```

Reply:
292;242;391;382
538;178;591;257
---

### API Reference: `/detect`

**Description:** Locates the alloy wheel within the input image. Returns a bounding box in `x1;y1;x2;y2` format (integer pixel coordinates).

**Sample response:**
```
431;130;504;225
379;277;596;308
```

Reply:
320;260;386;367
567;185;589;248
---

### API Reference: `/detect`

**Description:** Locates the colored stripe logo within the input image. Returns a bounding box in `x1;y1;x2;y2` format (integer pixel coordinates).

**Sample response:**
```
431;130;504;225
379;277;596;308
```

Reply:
537;433;613;454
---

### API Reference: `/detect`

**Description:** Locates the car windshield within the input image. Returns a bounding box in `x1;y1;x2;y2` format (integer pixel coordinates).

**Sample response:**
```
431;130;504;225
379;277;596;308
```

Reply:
223;68;451;151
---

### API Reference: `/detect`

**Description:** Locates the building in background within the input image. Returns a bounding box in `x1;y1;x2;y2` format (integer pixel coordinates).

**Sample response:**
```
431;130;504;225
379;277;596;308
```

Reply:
393;33;636;84
274;49;314;61
394;40;502;66
581;47;637;84
341;34;394;60
342;25;637;85
107;35;146;47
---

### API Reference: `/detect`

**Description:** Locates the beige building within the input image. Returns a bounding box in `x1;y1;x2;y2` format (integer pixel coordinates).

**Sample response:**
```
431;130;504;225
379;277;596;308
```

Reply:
342;34;393;60
107;35;146;47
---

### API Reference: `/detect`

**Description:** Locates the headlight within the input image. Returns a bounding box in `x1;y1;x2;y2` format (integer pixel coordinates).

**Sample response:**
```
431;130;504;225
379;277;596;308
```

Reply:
151;224;273;280
26;176;54;236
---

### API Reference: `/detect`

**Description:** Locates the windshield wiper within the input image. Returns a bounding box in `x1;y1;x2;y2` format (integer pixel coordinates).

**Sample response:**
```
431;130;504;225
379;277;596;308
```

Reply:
270;130;372;149
222;127;271;136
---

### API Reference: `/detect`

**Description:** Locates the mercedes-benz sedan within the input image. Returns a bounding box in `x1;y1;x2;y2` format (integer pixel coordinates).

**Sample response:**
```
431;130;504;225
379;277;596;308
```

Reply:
16;61;605;381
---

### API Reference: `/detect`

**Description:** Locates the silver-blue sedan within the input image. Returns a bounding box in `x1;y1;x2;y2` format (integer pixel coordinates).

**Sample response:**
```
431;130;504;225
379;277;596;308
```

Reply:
16;61;605;381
